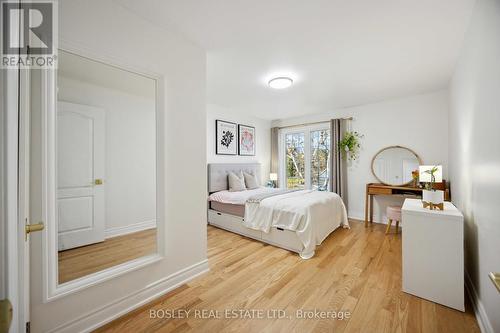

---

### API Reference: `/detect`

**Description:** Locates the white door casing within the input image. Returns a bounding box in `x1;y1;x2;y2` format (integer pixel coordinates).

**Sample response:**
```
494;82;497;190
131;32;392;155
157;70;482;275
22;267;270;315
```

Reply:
57;102;105;250
2;44;24;333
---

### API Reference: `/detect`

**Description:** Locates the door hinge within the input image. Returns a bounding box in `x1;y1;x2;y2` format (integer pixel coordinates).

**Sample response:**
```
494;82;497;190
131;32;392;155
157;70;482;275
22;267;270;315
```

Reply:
26;321;30;333
25;222;45;241
0;299;13;333
490;272;500;292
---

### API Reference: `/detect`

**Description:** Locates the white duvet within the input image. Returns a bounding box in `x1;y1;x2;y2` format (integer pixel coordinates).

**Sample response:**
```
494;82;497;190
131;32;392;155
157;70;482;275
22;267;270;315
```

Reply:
208;187;281;205
243;190;349;259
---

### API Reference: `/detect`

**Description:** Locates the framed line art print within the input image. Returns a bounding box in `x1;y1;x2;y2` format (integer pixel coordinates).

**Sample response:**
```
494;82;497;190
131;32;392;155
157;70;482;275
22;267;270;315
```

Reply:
238;124;256;156
216;120;238;155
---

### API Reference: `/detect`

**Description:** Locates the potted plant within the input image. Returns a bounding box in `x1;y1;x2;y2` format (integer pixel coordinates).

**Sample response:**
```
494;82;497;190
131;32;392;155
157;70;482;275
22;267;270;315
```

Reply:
421;165;444;210
339;131;364;161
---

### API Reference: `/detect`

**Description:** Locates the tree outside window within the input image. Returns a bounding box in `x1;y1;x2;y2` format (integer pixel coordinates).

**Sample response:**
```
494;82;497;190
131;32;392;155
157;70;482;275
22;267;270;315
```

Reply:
310;130;330;191
285;133;305;189
285;129;330;190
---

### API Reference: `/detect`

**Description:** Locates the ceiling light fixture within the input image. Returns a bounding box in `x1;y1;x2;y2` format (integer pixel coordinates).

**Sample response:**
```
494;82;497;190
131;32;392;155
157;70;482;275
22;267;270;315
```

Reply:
268;77;293;89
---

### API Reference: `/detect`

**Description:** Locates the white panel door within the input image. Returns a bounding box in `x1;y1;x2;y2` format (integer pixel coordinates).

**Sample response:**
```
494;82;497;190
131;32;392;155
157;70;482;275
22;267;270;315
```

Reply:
57;102;105;250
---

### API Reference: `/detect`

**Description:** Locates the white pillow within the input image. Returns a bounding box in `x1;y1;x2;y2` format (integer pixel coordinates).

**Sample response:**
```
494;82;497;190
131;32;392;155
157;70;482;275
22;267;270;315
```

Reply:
243;172;260;189
228;171;246;192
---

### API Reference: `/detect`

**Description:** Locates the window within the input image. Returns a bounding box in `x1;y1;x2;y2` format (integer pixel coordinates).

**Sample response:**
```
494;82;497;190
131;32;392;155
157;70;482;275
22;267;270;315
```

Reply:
310;129;330;191
285;132;305;189
280;125;330;191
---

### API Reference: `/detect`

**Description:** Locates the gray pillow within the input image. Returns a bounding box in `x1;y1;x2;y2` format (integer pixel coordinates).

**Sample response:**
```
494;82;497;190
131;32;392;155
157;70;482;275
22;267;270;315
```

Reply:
243;172;259;189
228;171;246;192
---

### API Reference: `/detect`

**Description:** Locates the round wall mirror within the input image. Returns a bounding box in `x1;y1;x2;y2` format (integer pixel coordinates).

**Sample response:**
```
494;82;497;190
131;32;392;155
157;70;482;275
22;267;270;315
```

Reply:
371;146;422;186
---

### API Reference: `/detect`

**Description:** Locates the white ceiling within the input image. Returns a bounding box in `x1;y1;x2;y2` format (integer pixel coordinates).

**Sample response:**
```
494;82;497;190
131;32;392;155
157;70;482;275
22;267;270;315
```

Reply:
118;0;475;120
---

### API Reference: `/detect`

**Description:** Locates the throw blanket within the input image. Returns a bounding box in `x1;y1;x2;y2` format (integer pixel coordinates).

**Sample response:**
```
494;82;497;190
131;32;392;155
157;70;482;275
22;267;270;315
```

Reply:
246;189;299;203
244;190;349;259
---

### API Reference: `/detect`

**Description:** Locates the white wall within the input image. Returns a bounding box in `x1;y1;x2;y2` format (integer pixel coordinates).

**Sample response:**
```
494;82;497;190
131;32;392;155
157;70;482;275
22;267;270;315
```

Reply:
28;0;207;331
58;77;156;234
207;103;271;184
272;90;449;223
449;0;500;331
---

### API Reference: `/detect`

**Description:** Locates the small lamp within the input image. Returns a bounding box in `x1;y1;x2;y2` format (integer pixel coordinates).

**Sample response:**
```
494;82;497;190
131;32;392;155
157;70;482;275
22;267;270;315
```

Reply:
269;173;278;188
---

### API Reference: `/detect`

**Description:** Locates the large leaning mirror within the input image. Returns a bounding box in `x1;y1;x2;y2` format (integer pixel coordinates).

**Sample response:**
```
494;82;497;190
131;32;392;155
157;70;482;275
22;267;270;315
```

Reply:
371;146;422;186
56;50;158;284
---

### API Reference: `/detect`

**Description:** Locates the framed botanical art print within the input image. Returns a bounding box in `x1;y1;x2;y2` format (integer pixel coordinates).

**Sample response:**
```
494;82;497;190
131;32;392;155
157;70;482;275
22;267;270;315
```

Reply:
238;124;256;156
216;120;238;155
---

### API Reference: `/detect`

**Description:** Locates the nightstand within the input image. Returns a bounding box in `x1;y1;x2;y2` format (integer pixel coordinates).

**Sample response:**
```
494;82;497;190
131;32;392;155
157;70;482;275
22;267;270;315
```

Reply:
402;198;464;311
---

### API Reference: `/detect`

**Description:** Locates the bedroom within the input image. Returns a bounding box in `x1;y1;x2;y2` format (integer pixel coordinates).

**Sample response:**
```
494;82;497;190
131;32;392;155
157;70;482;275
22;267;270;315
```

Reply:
0;0;499;333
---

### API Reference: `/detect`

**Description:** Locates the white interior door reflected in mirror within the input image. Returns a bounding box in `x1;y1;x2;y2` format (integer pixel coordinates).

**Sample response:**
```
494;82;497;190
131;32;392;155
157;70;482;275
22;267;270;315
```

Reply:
57;102;105;250
371;146;422;186
55;50;158;285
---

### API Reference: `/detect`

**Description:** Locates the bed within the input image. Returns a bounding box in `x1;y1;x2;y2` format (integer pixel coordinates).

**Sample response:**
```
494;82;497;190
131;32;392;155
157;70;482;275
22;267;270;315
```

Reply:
207;163;349;259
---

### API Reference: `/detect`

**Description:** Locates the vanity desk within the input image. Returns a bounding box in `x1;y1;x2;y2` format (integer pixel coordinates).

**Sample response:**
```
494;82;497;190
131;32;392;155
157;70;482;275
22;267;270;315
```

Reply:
364;182;449;227
365;145;449;227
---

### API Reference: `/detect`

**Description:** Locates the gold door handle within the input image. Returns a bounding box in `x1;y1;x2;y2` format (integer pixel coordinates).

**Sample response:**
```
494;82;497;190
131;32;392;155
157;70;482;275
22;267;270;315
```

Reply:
94;179;103;185
25;222;44;240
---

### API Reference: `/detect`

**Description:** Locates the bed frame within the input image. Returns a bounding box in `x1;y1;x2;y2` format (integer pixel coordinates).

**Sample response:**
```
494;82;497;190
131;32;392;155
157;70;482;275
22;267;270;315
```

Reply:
207;163;304;255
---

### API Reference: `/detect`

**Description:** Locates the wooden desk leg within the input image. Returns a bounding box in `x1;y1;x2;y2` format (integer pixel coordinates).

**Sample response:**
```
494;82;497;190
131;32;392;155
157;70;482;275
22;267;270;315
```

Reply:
365;189;369;227
369;195;373;224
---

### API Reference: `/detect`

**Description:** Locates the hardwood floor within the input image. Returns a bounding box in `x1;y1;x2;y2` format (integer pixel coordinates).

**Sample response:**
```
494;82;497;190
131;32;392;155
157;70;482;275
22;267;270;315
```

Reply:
58;229;157;283
95;220;480;333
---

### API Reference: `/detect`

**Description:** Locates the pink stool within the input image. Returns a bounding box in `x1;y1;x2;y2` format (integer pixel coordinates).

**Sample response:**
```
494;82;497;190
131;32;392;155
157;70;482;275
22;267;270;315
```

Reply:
386;206;402;234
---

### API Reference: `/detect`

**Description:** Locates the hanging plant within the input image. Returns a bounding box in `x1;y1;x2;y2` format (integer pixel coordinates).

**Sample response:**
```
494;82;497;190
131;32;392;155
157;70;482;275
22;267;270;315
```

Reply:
339;131;364;161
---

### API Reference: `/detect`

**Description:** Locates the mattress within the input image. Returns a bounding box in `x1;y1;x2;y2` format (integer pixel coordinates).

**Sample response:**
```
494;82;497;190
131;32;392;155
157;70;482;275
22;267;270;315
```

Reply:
208;187;278;218
210;201;245;217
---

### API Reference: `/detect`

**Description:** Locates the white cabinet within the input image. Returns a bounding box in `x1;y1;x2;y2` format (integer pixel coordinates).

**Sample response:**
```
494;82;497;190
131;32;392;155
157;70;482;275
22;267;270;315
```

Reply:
402;198;464;311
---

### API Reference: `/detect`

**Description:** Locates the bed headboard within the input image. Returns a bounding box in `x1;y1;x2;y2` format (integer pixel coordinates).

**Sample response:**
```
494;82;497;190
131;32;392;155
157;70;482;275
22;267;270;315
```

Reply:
208;163;261;193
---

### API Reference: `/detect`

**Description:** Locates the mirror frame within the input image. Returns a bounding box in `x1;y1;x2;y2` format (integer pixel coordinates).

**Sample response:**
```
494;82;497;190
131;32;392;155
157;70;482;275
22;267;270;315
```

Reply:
370;145;422;186
38;42;165;302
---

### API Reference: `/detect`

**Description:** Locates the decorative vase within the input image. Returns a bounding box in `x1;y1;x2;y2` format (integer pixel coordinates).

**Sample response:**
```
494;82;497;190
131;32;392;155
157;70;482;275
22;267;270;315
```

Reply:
422;189;444;210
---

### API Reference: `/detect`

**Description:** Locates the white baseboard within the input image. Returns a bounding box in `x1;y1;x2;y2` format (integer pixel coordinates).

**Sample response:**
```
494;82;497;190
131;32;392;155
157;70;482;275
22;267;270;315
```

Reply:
347;213;364;222
50;259;209;333
465;271;494;333
105;220;157;239
348;213;385;224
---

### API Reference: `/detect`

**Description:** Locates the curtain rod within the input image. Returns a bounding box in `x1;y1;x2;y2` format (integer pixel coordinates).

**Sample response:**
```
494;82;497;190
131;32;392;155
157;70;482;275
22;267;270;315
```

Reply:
277;117;353;130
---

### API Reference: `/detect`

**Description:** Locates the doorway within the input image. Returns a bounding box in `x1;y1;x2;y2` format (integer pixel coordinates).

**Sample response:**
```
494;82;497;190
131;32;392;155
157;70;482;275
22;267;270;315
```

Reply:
280;125;331;191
